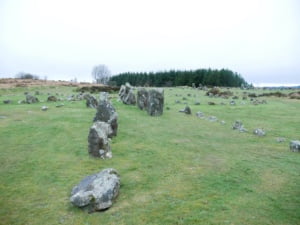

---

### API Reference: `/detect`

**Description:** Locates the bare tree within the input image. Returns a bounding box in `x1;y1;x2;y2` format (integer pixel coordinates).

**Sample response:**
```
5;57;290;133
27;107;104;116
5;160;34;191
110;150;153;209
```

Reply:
92;64;111;84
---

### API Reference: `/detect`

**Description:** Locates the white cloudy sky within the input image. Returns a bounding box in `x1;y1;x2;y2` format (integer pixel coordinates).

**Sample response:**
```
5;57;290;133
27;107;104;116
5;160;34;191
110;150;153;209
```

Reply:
0;0;299;85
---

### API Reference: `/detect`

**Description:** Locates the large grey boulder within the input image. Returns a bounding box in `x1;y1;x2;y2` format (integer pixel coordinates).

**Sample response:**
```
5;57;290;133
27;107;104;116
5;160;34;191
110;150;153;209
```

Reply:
290;140;300;152
26;95;39;104
94;92;118;137
147;88;164;116
119;83;136;105
88;122;113;158
70;168;120;212
137;87;149;110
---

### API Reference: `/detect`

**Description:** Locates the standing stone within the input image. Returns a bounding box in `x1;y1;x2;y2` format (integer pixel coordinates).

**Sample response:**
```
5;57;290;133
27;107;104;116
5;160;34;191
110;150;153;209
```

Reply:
26;94;39;104
88;121;113;158
70;168;120;212
137;87;149;110
93;92;118;137
147;88;164;116
119;82;136;105
290;140;300;152
86;95;98;108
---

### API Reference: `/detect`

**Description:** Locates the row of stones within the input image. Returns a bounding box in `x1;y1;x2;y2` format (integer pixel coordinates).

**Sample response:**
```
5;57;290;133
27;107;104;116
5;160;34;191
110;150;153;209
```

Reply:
70;92;120;213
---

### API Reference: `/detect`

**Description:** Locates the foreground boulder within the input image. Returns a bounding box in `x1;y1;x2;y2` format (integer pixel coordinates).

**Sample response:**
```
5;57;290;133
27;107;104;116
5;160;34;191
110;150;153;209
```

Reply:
88;121;113;158
290;140;300;152
26;94;39;104
137;87;149;110
119;83;136;105
70;168;120;212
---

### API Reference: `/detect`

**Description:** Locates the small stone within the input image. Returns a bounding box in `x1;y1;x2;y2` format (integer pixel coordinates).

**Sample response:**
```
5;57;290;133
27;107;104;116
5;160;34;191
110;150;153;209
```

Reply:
253;128;266;136
195;111;205;118
276;137;286;143
290;140;300;152
3;100;11;104
41;106;48;111
179;106;191;115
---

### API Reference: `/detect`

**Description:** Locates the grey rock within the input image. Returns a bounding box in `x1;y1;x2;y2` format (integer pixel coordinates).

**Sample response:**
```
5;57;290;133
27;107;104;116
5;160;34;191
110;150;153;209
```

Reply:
290;140;300;152
119;83;136;105
232;120;247;132
194;101;200;105
93;92;118;137
41;106;48;111
253;128;266;136
137;88;149;110
88;121;113;158
230;100;236;105
276;137;286;143
3;100;11;104
70;168;120;212
47;96;57;102
86;95;98;108
195;111;205;118
208;102;216;105
56;103;65;108
208;116;218;122
179;106;191;115
147;88;164;116
26;95;39;104
175;100;181;104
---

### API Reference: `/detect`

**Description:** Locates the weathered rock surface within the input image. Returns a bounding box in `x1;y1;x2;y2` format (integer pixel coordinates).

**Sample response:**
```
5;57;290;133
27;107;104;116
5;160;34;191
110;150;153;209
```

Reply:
137;88;148;110
119;83;136;105
86;95;98;108
70;168;120;212
93;92;118;137
26;94;39;104
88;121;113;158
290;140;300;152
253;128;266;136
147;88;164;116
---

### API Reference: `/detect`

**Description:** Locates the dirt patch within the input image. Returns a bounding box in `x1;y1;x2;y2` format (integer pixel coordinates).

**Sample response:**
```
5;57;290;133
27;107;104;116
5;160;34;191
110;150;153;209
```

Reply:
0;78;105;89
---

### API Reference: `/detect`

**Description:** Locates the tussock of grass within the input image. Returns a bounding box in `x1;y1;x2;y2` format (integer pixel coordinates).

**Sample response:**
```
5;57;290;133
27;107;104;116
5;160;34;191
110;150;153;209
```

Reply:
0;86;299;225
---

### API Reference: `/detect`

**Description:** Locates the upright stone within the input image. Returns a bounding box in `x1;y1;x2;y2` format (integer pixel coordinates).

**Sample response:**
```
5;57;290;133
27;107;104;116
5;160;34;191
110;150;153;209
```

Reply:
137;88;149;110
147;88;164;116
88;121;113;158
119;82;136;105
86;95;98;108
93;92;118;137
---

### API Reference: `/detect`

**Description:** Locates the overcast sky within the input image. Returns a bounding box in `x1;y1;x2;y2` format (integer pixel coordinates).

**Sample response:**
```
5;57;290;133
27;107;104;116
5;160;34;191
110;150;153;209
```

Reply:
0;0;299;86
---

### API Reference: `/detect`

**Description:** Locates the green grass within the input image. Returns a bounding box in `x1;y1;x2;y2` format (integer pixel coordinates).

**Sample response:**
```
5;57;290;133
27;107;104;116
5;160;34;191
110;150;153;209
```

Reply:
0;86;299;225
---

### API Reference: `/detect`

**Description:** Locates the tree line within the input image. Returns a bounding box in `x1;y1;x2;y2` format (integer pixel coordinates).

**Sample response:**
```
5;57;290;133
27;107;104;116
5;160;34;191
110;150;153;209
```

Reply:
109;68;248;87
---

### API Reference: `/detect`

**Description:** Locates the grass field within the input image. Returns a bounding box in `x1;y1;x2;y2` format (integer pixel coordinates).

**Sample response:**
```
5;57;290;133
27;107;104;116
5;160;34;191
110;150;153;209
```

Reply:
0;86;299;225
